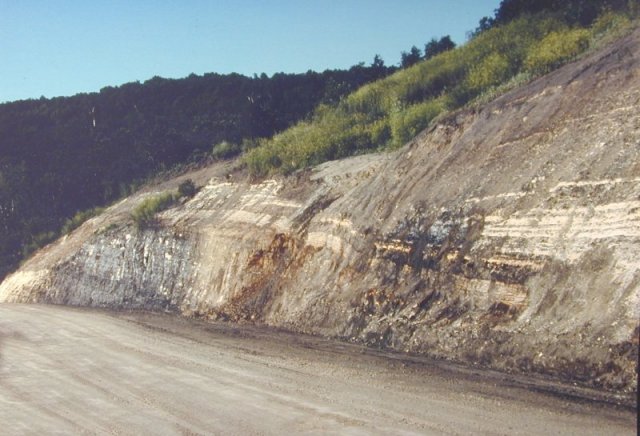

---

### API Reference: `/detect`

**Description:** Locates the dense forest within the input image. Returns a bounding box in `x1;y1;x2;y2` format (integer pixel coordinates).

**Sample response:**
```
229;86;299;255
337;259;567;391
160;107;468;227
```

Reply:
0;0;636;279
0;62;398;277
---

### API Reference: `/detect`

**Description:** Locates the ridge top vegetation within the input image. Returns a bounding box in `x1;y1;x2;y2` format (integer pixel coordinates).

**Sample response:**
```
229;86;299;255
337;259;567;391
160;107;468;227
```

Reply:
243;5;636;177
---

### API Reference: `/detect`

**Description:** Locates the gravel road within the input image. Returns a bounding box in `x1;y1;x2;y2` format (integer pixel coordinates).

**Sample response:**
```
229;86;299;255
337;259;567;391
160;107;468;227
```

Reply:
0;304;635;435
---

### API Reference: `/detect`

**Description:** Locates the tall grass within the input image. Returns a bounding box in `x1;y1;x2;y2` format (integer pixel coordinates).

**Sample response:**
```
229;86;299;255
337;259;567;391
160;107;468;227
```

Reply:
131;192;179;229
131;180;200;229
61;207;106;235
244;11;635;177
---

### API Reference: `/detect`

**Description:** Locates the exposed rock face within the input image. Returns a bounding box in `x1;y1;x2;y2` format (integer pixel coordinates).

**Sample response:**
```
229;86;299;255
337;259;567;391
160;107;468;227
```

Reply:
2;29;639;394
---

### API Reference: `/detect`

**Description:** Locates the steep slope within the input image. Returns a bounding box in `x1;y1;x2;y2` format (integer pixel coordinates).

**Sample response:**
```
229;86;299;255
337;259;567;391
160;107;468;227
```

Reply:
2;28;639;396
0;64;393;279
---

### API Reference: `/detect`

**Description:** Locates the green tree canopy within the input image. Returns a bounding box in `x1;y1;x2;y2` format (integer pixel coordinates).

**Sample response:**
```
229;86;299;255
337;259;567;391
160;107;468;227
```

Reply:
424;36;456;60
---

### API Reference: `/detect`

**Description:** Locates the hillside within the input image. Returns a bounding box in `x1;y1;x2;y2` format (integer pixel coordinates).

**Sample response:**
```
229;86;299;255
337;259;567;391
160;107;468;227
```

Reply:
3;1;634;283
2;25;638;400
243;8;636;177
0;63;393;278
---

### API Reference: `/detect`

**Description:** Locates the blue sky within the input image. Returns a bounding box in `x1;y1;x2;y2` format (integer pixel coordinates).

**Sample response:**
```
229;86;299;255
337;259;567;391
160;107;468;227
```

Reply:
0;1;501;103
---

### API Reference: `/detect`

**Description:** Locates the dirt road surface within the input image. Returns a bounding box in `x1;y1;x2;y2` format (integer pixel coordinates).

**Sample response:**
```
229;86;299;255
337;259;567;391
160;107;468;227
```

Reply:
0;304;635;435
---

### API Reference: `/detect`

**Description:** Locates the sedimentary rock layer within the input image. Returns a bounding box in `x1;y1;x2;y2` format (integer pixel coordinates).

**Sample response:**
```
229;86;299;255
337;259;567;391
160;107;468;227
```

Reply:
2;29;639;394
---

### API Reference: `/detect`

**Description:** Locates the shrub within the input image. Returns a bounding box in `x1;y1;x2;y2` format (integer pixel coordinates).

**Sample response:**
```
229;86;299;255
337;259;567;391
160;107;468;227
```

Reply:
131;192;178;229
243;10;625;178
178;179;197;198
211;140;240;160
369;118;392;147
240;137;260;152
396;49;467;105
390;98;446;148
244;138;282;177
22;231;57;259
61;206;105;235
467;53;513;92
524;28;591;75
590;10;633;42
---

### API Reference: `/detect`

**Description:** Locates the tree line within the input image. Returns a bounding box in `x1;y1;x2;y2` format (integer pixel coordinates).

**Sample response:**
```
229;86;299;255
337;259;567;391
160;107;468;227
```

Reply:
243;0;636;176
0;62;395;278
0;0;635;280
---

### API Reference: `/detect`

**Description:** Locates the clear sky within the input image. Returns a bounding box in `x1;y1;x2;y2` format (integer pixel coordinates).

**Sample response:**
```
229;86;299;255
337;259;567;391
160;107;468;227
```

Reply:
0;0;501;103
